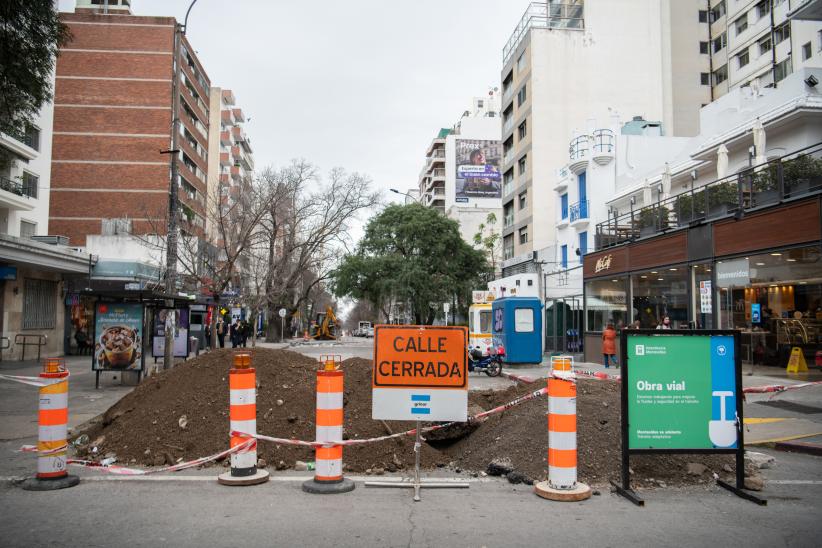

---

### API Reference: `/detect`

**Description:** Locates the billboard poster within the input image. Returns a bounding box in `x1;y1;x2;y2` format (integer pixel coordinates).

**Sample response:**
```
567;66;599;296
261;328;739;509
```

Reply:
152;308;190;358
625;332;738;451
455;139;501;201
93;303;144;371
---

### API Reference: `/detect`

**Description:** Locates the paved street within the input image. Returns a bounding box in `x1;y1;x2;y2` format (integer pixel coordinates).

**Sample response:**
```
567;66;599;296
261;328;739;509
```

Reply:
1;341;821;546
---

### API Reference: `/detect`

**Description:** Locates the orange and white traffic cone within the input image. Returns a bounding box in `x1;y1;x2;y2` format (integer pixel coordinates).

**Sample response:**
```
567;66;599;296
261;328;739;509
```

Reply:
534;356;591;501
22;358;79;491
302;355;354;494
218;352;269;486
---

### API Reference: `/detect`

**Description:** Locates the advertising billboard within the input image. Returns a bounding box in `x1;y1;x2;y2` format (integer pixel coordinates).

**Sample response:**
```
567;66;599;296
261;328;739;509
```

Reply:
455;139;501;201
152;308;190;358
93;303;144;371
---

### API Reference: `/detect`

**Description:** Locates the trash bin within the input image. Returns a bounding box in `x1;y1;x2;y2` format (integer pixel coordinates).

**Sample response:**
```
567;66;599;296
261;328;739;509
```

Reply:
189;336;199;357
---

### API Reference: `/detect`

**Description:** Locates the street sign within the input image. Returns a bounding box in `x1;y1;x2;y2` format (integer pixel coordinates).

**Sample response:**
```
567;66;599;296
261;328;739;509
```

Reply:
372;325;468;421
278;308;287;318
443;302;450;313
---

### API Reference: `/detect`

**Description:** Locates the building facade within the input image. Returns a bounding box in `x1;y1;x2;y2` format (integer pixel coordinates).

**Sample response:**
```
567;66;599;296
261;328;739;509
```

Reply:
499;0;713;266
50;0;211;248
584;67;822;366
707;0;822;97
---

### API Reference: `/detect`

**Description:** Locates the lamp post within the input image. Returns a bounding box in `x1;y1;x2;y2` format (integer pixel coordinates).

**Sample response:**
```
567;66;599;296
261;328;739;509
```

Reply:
163;0;198;370
389;188;422;204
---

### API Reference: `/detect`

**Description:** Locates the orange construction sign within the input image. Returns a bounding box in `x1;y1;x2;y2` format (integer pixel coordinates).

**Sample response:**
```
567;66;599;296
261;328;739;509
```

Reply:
372;325;468;389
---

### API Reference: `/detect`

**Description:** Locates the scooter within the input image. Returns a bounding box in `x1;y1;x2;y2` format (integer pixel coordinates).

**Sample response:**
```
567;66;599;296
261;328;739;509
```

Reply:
468;345;503;377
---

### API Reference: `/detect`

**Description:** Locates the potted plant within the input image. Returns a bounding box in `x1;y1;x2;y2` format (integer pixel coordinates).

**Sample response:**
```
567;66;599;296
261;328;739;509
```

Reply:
707;181;738;218
638;207;668;237
674;192;701;225
782;154;822;198
750;165;779;206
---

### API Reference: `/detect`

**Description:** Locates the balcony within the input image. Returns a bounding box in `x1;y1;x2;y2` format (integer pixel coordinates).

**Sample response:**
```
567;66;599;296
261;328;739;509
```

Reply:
220;152;231;167
232;108;245;123
503;149;514;166
594;142;822;249
568;135;589;174
220;130;231;146
591;129;615;165
569;199;589;229
0;176;36;211
503;116;515;135
221;110;235;126
0;132;38;161
502;85;514;104
554;166;570;192
431;168;445;181
503;2;584;64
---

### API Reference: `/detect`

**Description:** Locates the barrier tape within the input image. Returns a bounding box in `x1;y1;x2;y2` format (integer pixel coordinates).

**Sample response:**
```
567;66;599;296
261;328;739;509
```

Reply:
742;380;822;395
234;386;550;449
0;373;69;388
65;439;255;475
19;444;68;457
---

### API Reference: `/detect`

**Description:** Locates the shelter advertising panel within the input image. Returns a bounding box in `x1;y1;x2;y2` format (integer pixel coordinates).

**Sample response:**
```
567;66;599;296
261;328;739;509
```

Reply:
93;303;144;371
152;308;190;358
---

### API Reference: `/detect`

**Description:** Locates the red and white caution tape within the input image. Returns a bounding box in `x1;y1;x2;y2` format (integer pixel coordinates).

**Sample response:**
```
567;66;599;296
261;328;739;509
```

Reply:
500;371;537;384
0;373;69;388
19;444;68;457
742;380;822;395
234;386;550;449
65;439;255;475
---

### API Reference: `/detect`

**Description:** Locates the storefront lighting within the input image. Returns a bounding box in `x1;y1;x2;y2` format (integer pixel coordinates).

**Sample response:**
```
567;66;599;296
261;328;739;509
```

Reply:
657;278;664;281
706;269;711;272
651;271;658;274
769;284;777;288
669;268;677;271
755;262;765;266
770;253;782;256
611;279;618;283
799;281;807;285
787;258;797;262
640;275;648;279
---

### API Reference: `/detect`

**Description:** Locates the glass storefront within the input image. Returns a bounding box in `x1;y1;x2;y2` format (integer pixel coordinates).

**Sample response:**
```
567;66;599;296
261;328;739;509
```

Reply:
717;245;822;365
585;277;628;331
631;266;689;329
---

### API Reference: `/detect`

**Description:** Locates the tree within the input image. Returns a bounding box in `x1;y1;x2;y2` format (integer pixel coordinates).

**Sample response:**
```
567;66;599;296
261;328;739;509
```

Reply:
0;1;69;167
333;203;491;325
473;212;501;280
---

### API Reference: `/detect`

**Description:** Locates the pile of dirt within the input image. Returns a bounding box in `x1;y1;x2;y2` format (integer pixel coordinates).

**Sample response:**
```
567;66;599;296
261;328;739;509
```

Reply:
75;348;733;486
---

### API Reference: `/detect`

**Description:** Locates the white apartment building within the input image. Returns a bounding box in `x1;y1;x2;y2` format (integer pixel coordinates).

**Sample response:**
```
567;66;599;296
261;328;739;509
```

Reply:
707;0;822;96
0;98;54;239
417;94;503;256
499;0;718;271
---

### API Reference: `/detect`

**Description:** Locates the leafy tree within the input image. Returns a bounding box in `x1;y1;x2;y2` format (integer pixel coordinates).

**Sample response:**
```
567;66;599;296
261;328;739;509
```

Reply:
333;204;490;325
0;1;69;167
473;212;501;280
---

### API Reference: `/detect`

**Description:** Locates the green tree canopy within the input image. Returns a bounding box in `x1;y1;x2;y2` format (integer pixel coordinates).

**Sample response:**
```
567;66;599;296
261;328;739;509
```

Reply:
332;204;490;324
0;1;68;138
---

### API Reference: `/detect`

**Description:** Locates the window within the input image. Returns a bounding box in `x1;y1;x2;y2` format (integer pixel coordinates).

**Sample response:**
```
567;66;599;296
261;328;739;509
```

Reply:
21;172;38;198
503;201;514;227
518;191;527;210
516;51;526;73
517;84;527;107
20;220;37;239
514;308;534;332
519;226;528;245
561;245;568;268
518;120;527;140
713;63;728;85
503;169;514;195
585;278;628;332
560;194;568;219
23;125;40;151
734;14;747;35
700;41;709;54
477;99;484;109
802;42;812;61
713;32;727;53
518;155;527;176
579;231;588;261
632;268;689;329
756;0;770;19
701;72;711;85
774;22;790;45
709;1;725;23
759;36;771;55
774;56;792;83
503;234;514;260
23;278;57;330
737;50;750;68
698;10;708;23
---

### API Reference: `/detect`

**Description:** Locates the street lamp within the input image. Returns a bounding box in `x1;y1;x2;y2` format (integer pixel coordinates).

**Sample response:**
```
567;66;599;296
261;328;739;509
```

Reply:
163;0;198;370
389;188;421;204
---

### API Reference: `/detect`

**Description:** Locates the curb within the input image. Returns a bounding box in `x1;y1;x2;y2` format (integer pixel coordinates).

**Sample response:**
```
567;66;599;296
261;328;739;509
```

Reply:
774;440;822;457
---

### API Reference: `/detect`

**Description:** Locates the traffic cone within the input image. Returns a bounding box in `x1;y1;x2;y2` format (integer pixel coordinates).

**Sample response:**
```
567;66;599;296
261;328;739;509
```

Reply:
21;358;80;491
218;352;269;486
534;356;591;501
303;355;354;494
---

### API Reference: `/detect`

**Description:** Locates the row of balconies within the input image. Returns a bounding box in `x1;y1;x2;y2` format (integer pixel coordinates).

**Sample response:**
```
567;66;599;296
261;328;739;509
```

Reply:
568;129;614;173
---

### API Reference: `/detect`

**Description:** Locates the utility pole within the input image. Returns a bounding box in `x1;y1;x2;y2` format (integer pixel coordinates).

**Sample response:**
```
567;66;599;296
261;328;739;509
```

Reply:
163;0;198;370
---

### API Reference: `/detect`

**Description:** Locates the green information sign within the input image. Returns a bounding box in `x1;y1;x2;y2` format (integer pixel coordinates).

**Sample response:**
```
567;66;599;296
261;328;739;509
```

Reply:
625;333;738;451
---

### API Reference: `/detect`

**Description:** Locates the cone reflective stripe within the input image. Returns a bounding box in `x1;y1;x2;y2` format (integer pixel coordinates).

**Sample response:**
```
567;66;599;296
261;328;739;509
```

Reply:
314;369;345;482
37;360;69;479
547;360;578;490
550;355;573;372
228;354;258;475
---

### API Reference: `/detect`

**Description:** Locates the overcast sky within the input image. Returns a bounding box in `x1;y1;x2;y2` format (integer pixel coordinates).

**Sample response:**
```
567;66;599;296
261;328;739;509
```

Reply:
59;0;530;205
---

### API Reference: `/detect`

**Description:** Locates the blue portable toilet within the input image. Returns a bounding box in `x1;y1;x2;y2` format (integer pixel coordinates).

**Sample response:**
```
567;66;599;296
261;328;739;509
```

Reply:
491;297;543;364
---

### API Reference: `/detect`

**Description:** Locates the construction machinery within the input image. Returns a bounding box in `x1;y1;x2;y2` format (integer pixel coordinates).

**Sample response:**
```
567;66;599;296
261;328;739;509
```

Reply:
310;305;338;340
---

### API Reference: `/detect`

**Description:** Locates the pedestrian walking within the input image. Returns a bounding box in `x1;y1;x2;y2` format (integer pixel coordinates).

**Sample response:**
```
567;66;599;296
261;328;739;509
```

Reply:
230;320;240;348
602;322;618;368
217;317;226;348
240;320;249;348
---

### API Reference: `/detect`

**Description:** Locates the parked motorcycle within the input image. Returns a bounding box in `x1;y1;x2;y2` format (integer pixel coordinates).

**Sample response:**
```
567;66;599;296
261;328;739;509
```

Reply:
468;345;503;377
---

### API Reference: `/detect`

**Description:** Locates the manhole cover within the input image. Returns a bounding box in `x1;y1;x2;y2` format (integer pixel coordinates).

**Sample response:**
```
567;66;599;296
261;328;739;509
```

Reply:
755;401;822;415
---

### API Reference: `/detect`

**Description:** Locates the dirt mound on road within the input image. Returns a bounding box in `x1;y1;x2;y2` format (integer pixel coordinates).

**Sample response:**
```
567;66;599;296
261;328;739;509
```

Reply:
77;348;732;486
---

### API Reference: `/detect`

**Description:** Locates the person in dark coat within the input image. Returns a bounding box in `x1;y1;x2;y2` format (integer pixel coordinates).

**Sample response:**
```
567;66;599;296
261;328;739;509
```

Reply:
216;318;226;348
240;320;249;347
230;320;240;348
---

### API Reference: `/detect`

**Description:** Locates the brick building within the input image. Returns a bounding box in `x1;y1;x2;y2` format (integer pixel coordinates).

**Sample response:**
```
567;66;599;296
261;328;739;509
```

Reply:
50;0;211;247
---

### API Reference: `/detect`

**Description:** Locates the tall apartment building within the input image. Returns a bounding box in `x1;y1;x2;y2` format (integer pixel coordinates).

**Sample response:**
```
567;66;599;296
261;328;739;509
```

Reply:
417;94;502;253
50;0;211;249
499;1;711;270
207;88;254;244
707;0;822;96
